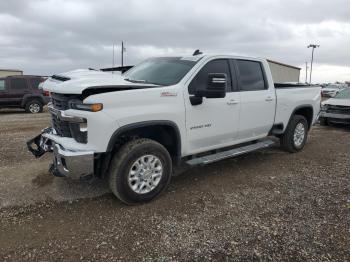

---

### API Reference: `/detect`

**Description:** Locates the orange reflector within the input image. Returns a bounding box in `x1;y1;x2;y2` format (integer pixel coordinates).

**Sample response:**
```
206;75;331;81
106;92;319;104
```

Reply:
90;103;103;112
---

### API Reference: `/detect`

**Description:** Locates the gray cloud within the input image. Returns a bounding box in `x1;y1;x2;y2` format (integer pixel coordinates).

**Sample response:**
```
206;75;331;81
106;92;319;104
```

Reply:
0;0;350;82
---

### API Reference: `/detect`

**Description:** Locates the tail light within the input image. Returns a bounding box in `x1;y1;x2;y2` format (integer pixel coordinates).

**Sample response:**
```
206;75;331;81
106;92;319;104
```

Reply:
43;90;51;97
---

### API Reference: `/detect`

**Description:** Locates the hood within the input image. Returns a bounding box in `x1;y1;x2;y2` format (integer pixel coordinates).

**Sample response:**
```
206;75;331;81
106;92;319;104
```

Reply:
42;69;158;94
322;87;341;92
323;98;350;107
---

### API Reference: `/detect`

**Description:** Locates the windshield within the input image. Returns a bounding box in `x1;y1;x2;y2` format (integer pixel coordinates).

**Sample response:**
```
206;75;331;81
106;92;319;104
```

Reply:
124;57;199;86
334;88;350;99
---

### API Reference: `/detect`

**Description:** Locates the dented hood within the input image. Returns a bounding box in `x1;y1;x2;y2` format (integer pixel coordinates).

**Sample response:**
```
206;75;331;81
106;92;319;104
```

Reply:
42;69;158;94
323;98;350;107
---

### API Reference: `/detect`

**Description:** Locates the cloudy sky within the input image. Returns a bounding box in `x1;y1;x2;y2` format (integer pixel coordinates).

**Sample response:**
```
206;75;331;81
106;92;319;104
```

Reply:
1;0;350;83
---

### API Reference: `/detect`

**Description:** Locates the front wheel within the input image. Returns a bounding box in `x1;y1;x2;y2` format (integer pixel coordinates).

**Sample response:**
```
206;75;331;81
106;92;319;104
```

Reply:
108;138;172;204
280;115;308;153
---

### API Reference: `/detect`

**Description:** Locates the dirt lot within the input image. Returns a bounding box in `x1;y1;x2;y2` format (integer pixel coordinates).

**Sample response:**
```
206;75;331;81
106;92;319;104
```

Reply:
0;109;349;261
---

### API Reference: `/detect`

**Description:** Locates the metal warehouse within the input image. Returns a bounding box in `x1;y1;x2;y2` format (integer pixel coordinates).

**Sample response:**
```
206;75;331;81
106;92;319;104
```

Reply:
267;60;301;83
0;69;23;78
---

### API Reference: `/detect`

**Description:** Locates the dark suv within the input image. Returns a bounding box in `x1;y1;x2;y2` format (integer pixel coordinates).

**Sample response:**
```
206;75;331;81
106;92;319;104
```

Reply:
0;75;49;113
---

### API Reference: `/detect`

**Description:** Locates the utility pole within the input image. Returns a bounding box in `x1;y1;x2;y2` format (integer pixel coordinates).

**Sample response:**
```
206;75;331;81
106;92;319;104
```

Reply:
112;44;115;73
307;44;320;84
305;62;308;83
121;41;124;67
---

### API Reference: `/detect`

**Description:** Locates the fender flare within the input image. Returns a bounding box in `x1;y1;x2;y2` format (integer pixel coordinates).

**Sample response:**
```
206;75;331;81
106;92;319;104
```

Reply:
21;95;44;108
287;104;314;130
106;120;182;162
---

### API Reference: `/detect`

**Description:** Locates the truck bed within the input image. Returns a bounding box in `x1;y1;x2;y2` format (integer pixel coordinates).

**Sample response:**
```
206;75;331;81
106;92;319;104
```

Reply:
274;84;321;131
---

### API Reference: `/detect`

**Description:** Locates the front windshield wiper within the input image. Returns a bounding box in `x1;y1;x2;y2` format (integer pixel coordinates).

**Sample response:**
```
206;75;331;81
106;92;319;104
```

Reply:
124;78;147;83
124;78;162;86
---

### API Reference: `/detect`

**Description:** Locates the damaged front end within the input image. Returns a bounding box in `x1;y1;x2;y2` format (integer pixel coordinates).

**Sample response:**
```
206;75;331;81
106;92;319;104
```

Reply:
27;126;94;180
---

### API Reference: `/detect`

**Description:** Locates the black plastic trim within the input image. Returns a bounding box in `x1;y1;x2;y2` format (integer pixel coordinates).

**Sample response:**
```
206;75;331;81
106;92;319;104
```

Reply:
288;104;314;130
106;120;182;163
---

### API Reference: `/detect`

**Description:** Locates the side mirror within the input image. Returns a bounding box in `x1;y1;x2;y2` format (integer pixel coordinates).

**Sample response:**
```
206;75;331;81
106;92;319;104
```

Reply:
194;73;227;99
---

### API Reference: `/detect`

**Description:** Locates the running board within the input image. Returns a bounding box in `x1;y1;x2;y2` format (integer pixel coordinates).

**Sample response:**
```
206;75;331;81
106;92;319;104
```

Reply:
186;139;275;166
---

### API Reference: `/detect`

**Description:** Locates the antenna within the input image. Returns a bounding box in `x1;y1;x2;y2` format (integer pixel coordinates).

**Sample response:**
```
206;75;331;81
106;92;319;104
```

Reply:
193;49;203;56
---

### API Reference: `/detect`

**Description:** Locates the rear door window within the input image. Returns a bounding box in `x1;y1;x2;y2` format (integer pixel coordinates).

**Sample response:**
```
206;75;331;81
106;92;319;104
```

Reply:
236;60;266;91
30;78;43;89
10;78;28;90
0;79;5;91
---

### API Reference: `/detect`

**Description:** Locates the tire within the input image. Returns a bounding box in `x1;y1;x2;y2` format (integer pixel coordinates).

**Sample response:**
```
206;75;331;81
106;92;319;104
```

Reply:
280;115;308;153
108;138;172;204
25;99;43;113
319;117;328;126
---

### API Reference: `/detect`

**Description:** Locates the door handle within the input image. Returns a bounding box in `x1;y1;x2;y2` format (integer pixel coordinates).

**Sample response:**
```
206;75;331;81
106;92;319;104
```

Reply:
227;99;239;105
265;96;274;102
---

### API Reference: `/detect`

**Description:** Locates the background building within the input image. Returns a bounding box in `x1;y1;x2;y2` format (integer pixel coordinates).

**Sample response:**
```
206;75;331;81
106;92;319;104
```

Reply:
267;60;301;83
0;69;23;78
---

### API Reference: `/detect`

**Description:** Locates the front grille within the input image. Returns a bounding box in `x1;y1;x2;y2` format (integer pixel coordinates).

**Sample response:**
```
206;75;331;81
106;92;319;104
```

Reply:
51;93;70;110
50;93;87;143
326;105;350;114
51;115;72;137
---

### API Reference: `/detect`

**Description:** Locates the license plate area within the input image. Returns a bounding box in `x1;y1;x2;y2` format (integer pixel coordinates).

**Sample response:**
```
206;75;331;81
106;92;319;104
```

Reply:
26;127;53;158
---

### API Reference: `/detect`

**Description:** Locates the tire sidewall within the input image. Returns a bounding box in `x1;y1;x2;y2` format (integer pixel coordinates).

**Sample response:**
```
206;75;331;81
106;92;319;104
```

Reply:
114;142;172;203
291;117;308;151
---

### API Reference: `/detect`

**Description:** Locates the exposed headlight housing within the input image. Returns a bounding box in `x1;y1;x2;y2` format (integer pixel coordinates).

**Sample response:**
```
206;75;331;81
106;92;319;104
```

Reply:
69;100;103;112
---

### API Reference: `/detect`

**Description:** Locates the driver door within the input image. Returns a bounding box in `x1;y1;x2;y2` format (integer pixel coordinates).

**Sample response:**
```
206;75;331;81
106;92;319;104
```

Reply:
184;59;241;155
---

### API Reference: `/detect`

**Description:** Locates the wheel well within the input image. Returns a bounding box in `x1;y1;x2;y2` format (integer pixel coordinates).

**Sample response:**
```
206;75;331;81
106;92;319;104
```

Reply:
22;96;43;107
109;123;181;165
294;106;313;129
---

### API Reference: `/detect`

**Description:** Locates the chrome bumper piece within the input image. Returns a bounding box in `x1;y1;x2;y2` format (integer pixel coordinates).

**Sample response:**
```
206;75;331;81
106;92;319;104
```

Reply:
27;127;94;180
52;143;94;179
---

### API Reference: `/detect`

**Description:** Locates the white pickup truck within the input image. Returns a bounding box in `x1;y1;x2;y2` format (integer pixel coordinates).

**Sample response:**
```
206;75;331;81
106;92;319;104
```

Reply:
27;54;321;204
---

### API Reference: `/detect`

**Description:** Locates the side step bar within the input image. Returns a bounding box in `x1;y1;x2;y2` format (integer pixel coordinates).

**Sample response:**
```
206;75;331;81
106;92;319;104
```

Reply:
186;139;275;166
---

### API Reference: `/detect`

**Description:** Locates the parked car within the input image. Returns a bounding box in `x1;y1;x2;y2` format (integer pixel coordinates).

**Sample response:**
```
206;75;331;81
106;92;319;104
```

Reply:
321;84;346;97
319;88;350;125
0;75;49;113
27;54;321;204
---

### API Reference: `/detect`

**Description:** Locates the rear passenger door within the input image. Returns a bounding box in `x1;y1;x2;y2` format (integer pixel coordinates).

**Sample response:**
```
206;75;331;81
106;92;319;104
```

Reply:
8;77;30;105
233;59;275;141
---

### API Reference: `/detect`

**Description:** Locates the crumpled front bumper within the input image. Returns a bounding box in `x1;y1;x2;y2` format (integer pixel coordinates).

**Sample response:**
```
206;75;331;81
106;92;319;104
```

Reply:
27;127;94;179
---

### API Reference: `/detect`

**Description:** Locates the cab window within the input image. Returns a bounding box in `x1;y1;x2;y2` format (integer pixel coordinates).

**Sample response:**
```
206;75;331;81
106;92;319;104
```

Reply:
189;59;232;95
236;60;266;91
0;79;5;91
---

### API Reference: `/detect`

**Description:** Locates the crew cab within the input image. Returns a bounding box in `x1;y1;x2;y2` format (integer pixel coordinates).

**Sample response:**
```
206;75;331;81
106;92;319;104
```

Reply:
27;54;321;204
0;75;49;113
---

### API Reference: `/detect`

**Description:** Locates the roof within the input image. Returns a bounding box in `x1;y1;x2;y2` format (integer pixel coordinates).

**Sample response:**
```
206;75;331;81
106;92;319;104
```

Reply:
267;59;301;70
0;69;23;72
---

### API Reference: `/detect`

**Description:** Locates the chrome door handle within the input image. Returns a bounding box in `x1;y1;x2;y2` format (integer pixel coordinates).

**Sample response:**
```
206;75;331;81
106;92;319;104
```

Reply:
265;96;274;102
227;99;239;105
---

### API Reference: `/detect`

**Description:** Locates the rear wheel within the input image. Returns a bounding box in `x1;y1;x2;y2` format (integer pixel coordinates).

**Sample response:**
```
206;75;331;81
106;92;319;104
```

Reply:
280;115;308;153
25;99;43;113
108;138;172;204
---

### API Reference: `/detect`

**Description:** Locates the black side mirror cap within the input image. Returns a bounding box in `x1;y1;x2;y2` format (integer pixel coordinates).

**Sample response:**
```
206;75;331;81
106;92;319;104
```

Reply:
194;73;226;99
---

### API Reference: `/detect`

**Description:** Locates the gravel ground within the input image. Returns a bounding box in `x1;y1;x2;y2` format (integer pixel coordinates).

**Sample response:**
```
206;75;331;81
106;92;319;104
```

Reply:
0;109;349;261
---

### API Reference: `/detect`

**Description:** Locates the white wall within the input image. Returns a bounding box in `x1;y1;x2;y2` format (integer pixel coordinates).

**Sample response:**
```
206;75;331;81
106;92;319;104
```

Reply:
0;70;23;78
268;62;300;83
